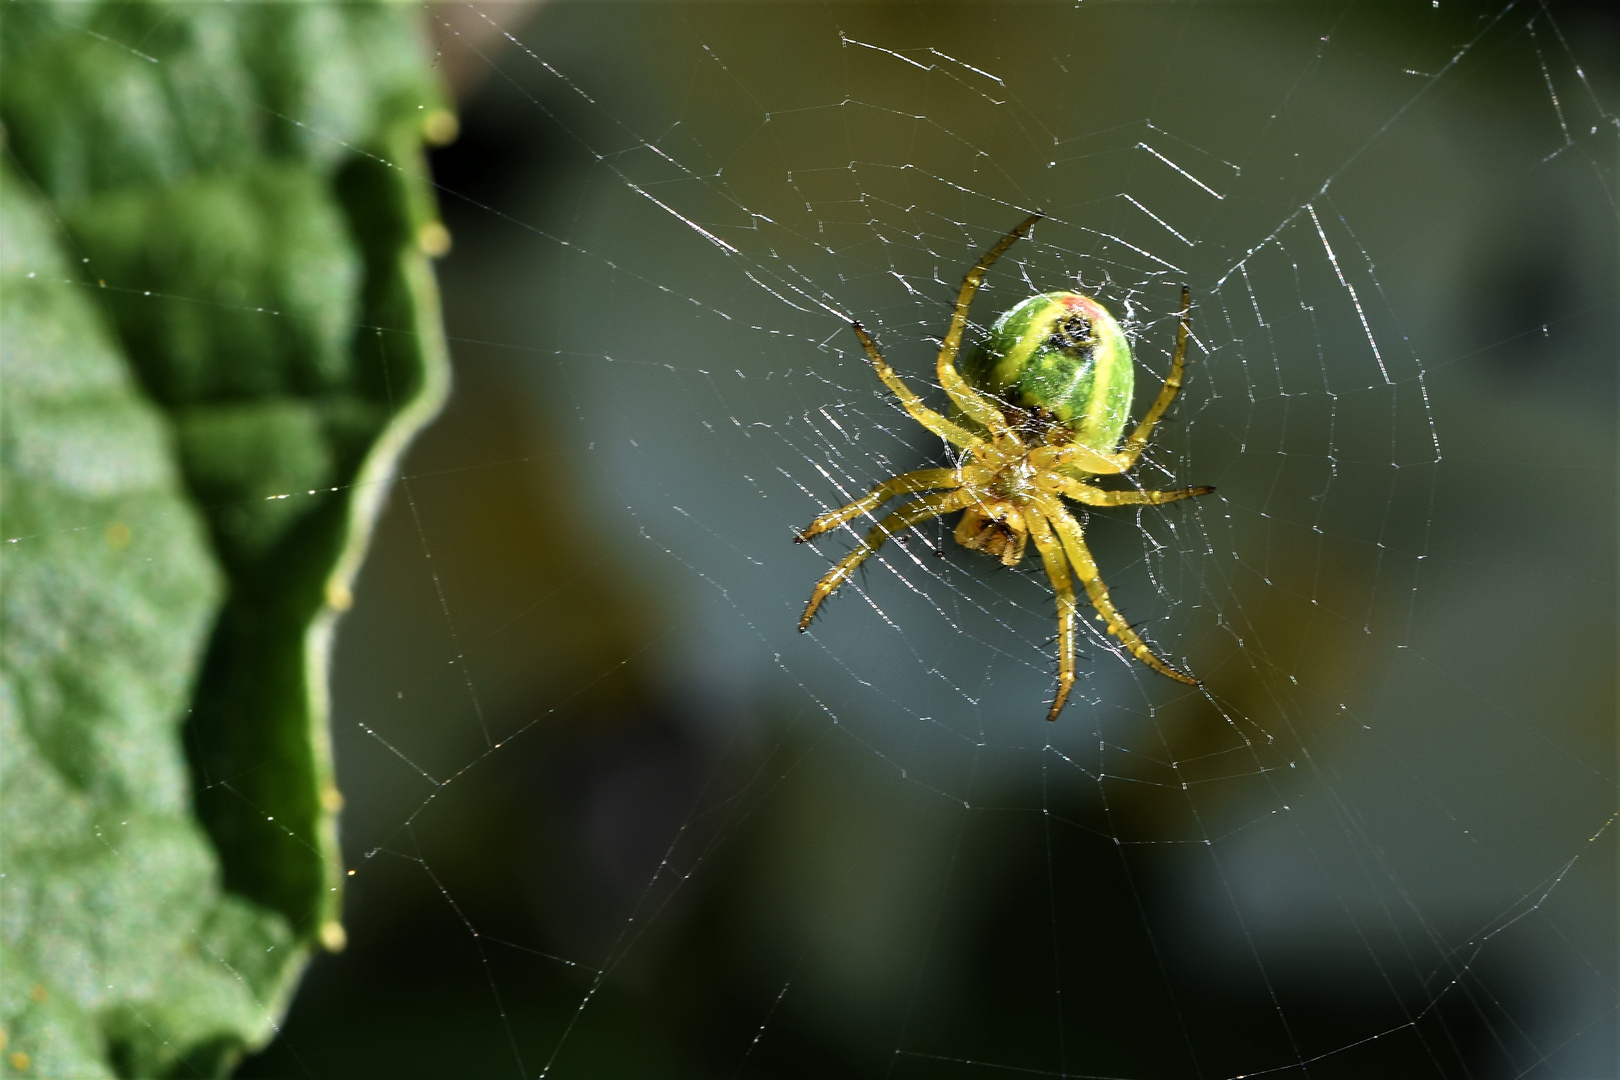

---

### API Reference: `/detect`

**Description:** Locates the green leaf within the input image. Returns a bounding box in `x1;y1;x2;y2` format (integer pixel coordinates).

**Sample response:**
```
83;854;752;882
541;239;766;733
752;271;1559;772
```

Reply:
0;2;450;1074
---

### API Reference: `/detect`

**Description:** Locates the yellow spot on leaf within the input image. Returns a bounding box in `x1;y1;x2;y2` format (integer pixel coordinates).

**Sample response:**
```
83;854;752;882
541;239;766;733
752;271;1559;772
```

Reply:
417;222;451;258
325;580;353;611
421;108;459;146
319;921;348;952
104;522;131;550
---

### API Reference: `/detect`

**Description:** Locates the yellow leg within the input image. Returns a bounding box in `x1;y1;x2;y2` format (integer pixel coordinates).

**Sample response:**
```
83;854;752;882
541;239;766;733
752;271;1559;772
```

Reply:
1030;443;1130;476
1052;478;1214;508
935;214;1043;437
1033;494;1196;685
798;490;970;631
850;323;979;450
1025;508;1077;721
1117;286;1192;470
796;468;958;542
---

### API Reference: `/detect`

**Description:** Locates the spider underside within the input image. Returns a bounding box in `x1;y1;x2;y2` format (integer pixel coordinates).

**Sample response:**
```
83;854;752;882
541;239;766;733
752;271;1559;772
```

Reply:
795;213;1212;721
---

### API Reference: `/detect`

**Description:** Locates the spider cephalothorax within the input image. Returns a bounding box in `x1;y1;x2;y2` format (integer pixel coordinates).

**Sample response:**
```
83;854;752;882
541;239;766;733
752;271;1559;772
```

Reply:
795;214;1213;720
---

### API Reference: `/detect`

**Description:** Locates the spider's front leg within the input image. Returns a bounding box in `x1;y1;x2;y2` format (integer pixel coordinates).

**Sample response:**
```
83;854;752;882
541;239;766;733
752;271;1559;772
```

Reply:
798;490;971;631
1032;494;1197;686
1025;508;1078;721
796;468;957;543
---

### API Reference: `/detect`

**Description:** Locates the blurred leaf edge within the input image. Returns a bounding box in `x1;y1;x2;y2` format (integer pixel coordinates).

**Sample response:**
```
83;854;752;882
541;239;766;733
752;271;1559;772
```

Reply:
0;2;452;1074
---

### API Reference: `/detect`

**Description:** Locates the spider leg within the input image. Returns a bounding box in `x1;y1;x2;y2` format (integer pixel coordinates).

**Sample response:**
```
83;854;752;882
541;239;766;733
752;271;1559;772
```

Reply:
1116;286;1192;471
936;213;1044;438
796;468;958;542
1031;443;1130;476
1052;477;1214;508
851;323;981;450
1032;494;1197;685
1024;508;1078;721
798;490;971;631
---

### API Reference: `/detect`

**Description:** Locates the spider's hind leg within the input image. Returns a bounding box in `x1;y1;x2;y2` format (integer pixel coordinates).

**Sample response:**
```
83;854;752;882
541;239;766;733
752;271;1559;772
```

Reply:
934;213;1044;437
1055;478;1214;508
1117;285;1194;471
849;323;979;450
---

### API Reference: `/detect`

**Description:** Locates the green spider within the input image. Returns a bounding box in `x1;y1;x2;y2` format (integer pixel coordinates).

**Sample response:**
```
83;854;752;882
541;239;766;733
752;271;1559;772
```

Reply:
795;213;1212;721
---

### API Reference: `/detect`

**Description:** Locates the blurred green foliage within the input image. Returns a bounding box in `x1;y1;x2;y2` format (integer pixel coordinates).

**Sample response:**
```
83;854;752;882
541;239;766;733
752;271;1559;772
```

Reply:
0;2;449;1074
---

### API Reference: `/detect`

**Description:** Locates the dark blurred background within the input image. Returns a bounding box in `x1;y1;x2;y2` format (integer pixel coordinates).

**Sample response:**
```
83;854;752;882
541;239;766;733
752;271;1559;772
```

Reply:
241;3;1617;1077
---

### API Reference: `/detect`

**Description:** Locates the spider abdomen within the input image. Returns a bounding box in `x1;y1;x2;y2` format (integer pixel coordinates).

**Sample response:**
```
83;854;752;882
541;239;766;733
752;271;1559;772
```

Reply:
969;291;1135;456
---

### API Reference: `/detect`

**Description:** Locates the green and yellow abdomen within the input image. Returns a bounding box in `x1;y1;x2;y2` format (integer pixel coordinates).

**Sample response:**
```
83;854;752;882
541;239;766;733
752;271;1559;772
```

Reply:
967;291;1134;456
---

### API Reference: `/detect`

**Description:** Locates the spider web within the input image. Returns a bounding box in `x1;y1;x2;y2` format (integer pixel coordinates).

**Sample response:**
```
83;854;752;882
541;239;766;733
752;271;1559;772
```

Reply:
215;1;1615;1077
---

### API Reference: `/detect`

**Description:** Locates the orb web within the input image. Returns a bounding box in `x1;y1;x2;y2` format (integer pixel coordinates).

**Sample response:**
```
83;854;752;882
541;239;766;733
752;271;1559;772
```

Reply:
51;1;1608;1076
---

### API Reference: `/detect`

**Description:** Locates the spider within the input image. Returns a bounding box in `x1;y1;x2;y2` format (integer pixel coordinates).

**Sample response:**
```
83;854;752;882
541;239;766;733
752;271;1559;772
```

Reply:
795;213;1212;721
